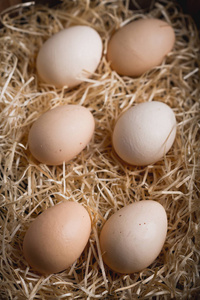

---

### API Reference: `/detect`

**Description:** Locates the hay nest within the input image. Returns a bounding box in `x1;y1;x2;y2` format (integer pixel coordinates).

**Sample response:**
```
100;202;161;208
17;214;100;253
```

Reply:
0;0;200;299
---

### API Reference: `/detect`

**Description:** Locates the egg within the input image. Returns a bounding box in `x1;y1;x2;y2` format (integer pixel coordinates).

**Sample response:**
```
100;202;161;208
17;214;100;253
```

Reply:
36;25;102;88
23;201;91;274
112;101;176;166
28;104;95;165
107;18;175;76
99;200;168;274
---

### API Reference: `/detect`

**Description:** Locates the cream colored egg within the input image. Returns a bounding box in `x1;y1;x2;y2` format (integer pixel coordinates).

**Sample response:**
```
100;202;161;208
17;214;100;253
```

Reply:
100;200;167;274
107;18;175;76
23;201;91;274
36;25;102;88
28;105;95;165
112;101;176;166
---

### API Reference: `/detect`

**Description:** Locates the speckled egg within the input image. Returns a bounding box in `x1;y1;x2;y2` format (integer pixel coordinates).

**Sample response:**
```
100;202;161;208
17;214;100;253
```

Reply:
100;200;168;273
28;104;95;165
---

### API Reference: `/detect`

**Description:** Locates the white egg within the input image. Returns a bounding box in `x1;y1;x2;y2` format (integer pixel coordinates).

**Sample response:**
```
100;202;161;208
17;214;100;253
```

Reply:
112;101;176;166
36;25;102;88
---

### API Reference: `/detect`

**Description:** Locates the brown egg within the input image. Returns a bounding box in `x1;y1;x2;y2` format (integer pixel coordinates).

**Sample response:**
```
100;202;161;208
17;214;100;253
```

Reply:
28;105;95;165
107;18;175;77
23;201;91;274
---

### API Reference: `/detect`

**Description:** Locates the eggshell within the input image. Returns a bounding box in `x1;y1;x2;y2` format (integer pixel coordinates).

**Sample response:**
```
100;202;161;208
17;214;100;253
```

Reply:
36;25;102;88
112;101;176;166
28;104;95;165
23;201;91;274
107;18;175;76
99;200;168;274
